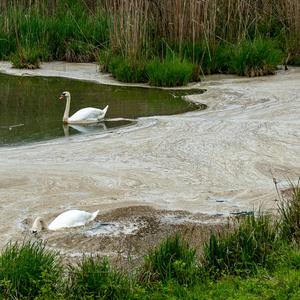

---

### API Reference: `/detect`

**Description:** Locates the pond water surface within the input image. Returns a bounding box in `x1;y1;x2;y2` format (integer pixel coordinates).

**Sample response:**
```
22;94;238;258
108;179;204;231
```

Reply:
0;74;204;146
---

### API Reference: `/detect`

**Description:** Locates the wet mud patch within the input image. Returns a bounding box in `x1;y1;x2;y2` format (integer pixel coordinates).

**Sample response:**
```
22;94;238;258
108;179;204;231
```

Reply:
23;206;226;268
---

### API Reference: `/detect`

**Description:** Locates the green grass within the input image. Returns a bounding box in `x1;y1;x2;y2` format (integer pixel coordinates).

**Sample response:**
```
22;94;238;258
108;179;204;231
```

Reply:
0;240;62;299
10;47;42;69
140;234;198;285
229;38;283;76
98;49;112;72
183;268;300;300
146;55;194;87
100;51;194;86
0;231;299;299
136;244;300;299
2;28;286;84
181;42;234;75
277;178;300;242
0;2;109;62
138;269;300;300
180;39;283;78
107;55;147;83
64;40;98;62
67;257;132;299
202;213;280;276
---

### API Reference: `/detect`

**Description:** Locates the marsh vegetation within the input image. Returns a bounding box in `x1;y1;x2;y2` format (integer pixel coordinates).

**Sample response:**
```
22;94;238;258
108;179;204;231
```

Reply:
0;0;299;86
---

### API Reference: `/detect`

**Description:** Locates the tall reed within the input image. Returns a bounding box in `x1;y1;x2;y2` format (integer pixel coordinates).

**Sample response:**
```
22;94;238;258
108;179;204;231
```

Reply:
0;0;109;61
108;0;150;62
1;0;299;80
2;0;299;61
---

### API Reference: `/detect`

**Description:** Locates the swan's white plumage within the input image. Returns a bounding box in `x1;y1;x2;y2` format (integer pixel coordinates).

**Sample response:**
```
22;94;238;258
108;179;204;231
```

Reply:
60;91;108;124
31;209;99;232
68;106;109;123
48;209;99;230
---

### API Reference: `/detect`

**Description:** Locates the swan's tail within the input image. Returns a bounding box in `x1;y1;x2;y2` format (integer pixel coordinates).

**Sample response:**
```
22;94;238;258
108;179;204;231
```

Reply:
90;210;99;221
101;105;109;117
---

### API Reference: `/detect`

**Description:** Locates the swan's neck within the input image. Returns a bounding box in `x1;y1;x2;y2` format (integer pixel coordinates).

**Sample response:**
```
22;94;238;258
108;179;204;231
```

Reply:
31;217;48;231
63;95;71;123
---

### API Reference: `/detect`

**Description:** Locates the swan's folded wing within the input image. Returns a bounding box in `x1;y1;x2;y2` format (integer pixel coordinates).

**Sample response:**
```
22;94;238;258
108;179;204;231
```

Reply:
68;107;103;122
48;210;94;230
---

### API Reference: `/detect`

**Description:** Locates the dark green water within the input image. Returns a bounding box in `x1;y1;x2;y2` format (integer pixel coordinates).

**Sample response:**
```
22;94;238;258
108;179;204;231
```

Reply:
0;74;204;146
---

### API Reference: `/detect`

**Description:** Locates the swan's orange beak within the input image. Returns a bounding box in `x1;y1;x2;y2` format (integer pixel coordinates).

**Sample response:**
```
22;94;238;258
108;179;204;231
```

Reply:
59;95;64;100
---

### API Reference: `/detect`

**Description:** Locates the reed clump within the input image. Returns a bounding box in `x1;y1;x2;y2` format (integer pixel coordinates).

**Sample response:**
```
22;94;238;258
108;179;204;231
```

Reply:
0;1;109;62
0;0;299;84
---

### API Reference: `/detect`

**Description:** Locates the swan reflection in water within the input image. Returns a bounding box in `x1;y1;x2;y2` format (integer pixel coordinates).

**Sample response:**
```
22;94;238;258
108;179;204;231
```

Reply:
62;118;135;137
63;122;107;136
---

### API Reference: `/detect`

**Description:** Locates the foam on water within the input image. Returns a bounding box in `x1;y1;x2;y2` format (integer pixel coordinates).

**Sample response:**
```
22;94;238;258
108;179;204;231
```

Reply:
0;63;299;249
84;221;143;236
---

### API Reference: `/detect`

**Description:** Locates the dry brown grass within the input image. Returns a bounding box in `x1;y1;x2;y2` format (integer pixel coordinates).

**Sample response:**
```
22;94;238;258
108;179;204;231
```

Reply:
104;0;300;59
1;0;299;61
107;0;150;62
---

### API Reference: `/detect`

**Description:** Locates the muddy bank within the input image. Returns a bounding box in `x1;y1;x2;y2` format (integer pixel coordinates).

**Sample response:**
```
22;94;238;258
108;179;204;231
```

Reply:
0;62;299;254
23;205;225;268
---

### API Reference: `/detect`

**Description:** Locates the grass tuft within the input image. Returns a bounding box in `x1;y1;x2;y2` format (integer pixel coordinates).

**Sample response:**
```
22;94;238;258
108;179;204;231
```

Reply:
140;234;197;285
67;256;132;299
277;178;300;242
64;40;98;63
109;56;146;83
229;38;283;76
0;240;62;299
146;55;194;87
203;213;279;277
10;47;42;69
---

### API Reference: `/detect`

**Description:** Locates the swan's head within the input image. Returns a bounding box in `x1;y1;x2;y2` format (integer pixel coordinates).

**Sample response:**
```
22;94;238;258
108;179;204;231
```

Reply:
30;217;47;234
59;91;70;100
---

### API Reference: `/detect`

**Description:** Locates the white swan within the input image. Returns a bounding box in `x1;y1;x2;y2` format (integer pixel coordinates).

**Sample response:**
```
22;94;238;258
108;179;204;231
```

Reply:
59;91;109;124
31;209;99;233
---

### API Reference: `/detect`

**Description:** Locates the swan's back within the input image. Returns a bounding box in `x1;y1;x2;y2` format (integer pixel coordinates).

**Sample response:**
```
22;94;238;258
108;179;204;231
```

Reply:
48;209;99;230
68;106;108;123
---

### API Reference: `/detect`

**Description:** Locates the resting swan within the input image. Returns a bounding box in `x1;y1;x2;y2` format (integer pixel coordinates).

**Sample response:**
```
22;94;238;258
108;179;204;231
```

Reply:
31;209;99;233
60;91;109;124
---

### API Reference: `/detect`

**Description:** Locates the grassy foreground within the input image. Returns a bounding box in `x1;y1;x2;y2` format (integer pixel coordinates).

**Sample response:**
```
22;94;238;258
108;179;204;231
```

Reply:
0;179;300;299
0;0;299;86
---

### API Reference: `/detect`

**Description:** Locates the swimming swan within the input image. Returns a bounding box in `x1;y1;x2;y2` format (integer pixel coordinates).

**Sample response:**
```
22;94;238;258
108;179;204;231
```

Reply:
31;209;99;233
59;91;109;124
